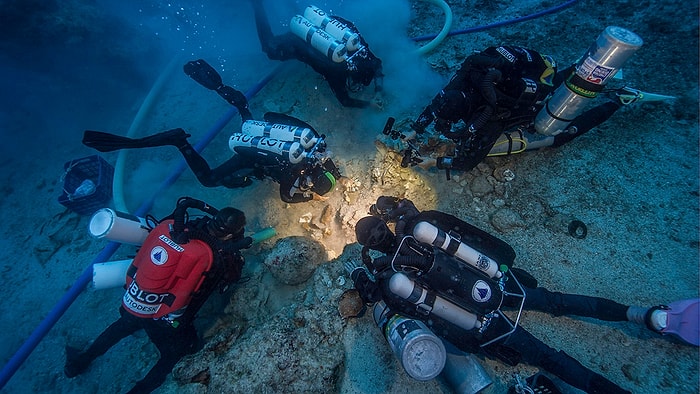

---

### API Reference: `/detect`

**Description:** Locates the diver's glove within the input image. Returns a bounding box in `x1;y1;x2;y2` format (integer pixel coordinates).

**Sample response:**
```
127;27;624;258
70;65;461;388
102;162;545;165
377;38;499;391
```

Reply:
343;260;374;282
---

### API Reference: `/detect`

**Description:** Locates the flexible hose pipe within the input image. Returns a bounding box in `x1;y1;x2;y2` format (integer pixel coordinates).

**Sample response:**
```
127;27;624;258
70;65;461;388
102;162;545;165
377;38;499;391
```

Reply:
113;54;182;213
415;0;453;55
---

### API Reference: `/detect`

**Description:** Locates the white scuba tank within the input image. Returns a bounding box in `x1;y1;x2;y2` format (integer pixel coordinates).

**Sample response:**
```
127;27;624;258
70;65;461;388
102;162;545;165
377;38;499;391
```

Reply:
92;259;133;290
412;221;503;279
88;208;149;246
290;15;347;63
241;120;319;149
229;133;305;164
303;5;361;51
373;300;446;381
487;129;556;156
534;26;643;135
389;272;482;332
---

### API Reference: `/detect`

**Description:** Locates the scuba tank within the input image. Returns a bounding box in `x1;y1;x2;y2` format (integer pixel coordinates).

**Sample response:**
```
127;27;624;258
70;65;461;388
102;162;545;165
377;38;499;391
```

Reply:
388;272;482;332
487;129;556;156
441;339;494;394
241;120;319;149
290;15;347;63
303;5;361;51
412;221;503;279
92;259;133;290
88;208;150;246
419;252;503;316
373;300;446;381
229;133;306;164
534;26;643;135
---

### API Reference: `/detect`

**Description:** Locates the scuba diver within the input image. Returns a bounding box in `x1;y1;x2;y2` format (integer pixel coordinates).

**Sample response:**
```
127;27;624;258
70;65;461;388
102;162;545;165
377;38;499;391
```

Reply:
65;197;252;393
396;33;674;176
347;196;699;394
250;1;384;109
82;59;342;204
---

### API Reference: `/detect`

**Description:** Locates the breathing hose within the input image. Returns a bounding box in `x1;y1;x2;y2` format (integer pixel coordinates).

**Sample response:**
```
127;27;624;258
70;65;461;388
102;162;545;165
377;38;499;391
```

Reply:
0;64;283;390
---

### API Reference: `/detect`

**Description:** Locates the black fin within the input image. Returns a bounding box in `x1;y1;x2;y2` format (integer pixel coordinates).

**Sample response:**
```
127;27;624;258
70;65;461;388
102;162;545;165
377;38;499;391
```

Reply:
82;129;190;152
184;59;223;91
82;130;138;152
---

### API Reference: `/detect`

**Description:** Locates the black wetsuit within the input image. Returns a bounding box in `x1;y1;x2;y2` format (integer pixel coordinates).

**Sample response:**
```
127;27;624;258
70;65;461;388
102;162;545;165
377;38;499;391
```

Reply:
177;134;323;204
82;93;337;203
65;217;245;393
352;205;631;394
250;1;383;108
415;46;622;171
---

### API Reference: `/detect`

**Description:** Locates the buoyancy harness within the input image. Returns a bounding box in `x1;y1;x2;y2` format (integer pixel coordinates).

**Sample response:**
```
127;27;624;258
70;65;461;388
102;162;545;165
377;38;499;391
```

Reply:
372;210;527;350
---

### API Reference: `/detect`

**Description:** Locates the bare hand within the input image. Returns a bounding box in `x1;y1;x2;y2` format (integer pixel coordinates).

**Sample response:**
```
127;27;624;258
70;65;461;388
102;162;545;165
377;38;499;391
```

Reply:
371;93;384;111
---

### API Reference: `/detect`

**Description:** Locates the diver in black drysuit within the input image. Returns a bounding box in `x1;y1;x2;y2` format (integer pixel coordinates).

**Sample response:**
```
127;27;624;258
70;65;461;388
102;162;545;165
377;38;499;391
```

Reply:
250;0;384;109
409;45;635;172
349;197;682;394
82;60;341;204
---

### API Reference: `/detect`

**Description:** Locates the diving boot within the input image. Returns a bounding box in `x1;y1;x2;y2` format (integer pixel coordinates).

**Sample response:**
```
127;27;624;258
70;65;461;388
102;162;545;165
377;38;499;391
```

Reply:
628;300;700;346
64;346;92;378
626;305;667;332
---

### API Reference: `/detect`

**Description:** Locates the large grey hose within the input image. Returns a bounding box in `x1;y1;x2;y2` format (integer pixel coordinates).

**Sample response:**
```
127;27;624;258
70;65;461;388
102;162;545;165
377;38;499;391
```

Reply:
113;54;182;212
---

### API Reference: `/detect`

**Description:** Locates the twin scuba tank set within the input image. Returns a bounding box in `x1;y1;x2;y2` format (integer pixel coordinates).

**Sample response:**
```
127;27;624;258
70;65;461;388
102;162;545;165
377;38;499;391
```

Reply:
371;219;527;389
289;5;367;68
229;119;325;165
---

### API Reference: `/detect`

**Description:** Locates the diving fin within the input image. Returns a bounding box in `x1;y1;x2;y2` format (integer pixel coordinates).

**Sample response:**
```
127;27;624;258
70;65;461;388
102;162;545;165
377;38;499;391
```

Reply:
184;59;223;91
263;112;319;134
660;298;700;346
83;129;191;152
616;87;677;105
83;130;140;152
